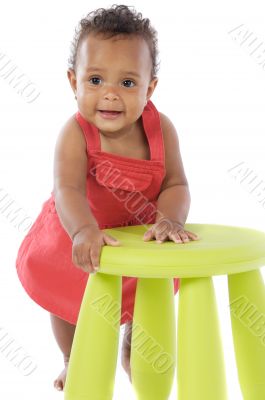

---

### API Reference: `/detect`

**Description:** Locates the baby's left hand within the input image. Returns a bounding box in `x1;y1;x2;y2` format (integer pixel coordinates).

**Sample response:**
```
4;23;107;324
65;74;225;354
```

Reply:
143;218;200;244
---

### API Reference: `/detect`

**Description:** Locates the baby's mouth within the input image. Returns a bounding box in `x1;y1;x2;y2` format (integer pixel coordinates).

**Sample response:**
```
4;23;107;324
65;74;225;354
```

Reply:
98;110;123;119
99;110;122;115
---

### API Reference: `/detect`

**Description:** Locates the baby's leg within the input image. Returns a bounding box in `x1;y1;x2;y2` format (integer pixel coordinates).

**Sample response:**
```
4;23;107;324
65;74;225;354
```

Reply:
51;313;133;389
121;321;133;383
50;313;76;391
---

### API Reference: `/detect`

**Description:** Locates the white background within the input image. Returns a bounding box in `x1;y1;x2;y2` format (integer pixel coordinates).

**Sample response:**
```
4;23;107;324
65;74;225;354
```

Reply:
0;0;265;399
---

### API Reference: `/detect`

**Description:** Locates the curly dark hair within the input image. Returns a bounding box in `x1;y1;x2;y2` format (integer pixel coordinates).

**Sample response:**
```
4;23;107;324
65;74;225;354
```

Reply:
68;4;160;79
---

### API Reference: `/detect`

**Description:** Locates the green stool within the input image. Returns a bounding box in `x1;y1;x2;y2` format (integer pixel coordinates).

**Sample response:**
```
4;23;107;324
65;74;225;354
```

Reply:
64;223;265;400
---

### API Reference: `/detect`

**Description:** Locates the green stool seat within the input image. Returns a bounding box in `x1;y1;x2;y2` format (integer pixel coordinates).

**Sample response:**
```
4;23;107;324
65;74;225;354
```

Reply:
64;223;265;400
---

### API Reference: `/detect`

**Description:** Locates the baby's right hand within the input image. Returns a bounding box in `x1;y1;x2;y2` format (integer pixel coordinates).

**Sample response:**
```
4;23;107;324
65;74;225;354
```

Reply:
72;225;121;274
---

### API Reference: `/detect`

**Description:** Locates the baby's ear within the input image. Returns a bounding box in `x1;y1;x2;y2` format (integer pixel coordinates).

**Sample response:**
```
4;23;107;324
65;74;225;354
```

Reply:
67;68;77;94
146;76;159;99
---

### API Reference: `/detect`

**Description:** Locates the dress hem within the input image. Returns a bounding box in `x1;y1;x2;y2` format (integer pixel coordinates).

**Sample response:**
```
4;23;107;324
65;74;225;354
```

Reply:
16;270;134;326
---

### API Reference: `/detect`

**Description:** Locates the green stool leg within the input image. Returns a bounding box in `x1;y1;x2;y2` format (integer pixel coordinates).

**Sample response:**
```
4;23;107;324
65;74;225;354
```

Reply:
64;273;122;400
131;278;176;400
177;277;228;400
228;270;265;399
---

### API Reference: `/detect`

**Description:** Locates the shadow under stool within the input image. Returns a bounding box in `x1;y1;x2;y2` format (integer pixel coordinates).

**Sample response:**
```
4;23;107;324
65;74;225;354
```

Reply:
64;223;265;400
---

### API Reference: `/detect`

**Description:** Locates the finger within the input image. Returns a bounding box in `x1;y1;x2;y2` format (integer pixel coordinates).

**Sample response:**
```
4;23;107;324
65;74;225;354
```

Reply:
90;246;101;272
80;247;97;273
81;251;95;272
155;232;168;243
168;231;182;243
177;231;190;242
72;249;88;272
185;231;200;240
143;229;155;241
79;256;92;273
103;234;121;246
72;246;94;273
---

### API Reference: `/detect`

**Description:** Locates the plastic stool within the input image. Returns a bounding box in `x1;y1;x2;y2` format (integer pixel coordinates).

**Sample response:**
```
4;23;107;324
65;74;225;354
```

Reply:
64;223;265;400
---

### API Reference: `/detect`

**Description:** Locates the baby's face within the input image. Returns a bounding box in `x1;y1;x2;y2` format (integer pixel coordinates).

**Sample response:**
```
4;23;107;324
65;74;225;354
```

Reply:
68;33;158;135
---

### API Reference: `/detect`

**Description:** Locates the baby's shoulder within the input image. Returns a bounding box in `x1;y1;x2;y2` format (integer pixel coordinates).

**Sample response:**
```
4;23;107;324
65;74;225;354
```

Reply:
56;113;87;150
53;114;88;195
158;111;179;144
158;112;188;190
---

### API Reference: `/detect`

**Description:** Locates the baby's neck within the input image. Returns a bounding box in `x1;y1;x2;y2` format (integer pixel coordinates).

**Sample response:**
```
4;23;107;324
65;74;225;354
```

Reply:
99;119;140;141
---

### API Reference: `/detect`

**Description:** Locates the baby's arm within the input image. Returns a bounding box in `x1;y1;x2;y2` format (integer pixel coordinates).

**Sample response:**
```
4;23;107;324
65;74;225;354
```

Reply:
52;115;98;241
156;112;190;226
143;112;199;243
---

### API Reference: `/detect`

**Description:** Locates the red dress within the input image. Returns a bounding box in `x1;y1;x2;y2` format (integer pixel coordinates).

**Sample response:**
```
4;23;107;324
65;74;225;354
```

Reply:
15;100;180;325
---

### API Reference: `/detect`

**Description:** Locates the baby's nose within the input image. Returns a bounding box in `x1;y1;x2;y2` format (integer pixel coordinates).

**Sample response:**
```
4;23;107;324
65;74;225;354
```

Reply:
104;92;120;101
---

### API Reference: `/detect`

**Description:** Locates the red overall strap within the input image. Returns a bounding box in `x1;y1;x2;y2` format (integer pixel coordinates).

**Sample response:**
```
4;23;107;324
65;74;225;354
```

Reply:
142;99;165;164
75;111;98;152
75;100;165;165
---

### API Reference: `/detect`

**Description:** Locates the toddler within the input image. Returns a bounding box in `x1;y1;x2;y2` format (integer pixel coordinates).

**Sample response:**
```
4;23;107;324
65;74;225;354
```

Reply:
16;4;199;391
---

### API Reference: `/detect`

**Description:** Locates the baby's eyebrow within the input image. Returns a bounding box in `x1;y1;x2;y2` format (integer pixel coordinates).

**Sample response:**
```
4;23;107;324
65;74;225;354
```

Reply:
86;67;140;78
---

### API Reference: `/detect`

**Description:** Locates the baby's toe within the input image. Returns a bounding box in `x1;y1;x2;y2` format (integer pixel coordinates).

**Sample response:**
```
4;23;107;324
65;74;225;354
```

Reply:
54;378;63;391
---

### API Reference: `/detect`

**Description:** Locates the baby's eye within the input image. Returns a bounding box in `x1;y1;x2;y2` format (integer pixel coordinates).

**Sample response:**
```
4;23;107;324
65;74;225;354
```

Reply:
123;79;135;88
89;77;101;85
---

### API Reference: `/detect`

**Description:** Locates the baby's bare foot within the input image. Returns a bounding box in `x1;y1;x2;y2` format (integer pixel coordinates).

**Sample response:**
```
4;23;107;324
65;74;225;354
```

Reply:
121;321;132;383
54;357;69;391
